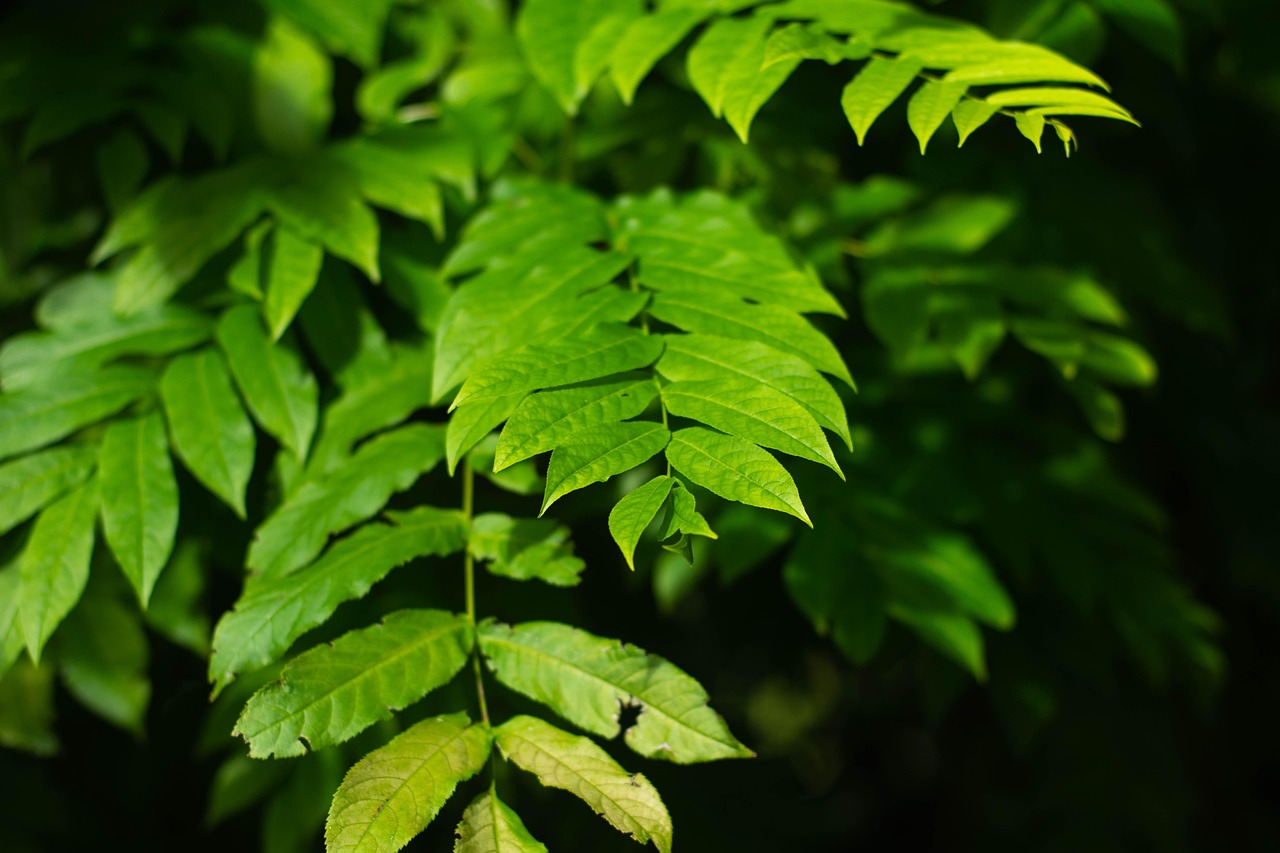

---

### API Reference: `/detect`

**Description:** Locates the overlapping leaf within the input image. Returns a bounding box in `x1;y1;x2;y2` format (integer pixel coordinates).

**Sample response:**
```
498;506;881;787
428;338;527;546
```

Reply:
0;445;97;536
17;478;99;662
454;791;548;853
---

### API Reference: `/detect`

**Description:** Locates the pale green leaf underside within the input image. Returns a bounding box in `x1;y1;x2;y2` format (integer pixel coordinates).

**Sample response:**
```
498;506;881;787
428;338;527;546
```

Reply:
160;348;255;518
542;421;670;513
454;790;548;853
18;477;99;663
235;609;472;757
495;374;658;472
247;423;445;579
209;506;467;690
98;412;179;606
326;713;491;853
665;426;810;525
478;620;752;764
608;475;676;570
0;445;97;537
496;715;672;853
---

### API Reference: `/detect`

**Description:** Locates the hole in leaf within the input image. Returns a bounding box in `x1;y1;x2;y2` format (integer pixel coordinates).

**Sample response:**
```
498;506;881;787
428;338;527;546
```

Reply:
617;701;642;735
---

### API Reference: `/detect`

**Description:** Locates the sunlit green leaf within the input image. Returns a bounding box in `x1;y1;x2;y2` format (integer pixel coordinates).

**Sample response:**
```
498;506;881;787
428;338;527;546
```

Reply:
454;790;548;853
542;421;670;512
842;55;924;145
0;445;97;537
0;367;154;463
665;427;809;525
18;478;98;662
687;16;800;141
608;475;676;570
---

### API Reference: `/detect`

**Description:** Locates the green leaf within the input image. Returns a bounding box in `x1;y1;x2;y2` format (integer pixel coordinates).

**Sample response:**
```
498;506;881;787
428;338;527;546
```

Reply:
452;324;663;411
658;480;717;542
160;348;256;518
252;16;332;154
262;0;394;68
0;558;26;679
661;379;843;476
326;713;491;853
648;291;855;388
665;427;810;525
657;333;850;448
542;421;670;513
608;476;676;570
516;0;632;114
98;413;179;606
842;55;924;145
608;9;705;105
235;609;473;758
1090;0;1183;71
454;790;548;853
575;4;645;102
228;220;271;300
785;526;887;664
53;594;150;735
890;604;987;679
18;478;98;663
145;539;211;656
0;303;211;391
951;98;999;146
943;55;1108;89
478;620;752;763
0;658;59;755
495;715;672;853
495;374;659;471
248;424;446;579
95;128;149;212
216;305;318;460
984;86;1133;117
906;80;967;153
263;226;325;340
0;367;154;463
0;445;97;537
687;16;800;141
469;514;585;587
447;394;528;476
263;160;380;282
763;22;871;67
1015;111;1046;152
209;506;467;690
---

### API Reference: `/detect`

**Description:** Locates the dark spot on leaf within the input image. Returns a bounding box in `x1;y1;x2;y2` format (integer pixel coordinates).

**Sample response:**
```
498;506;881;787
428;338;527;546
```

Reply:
298;736;311;753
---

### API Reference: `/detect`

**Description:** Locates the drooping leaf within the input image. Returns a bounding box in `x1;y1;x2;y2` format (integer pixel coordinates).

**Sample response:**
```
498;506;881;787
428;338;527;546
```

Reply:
687;16;800;141
608;475;676;570
763;22;870;67
98;412;179;606
234;609;473;757
658;480;717;543
0;445;97;537
608;9;705;105
469;514;585;587
325;713;491;853
53;594;150;735
216;305;318;460
542;421;670;513
247;423;446;579
18;478;98;663
495;374;659;472
495;715;672;853
160;348;256;518
478;620;752;764
0;367;154;463
842;55;924;145
906;80;967;153
661;379;843;476
263;226;325;340
454;790;548;853
951;97;1000;146
451;324;663;411
665;427;810;525
516;0;629;114
263;159;380;282
209;506;467;691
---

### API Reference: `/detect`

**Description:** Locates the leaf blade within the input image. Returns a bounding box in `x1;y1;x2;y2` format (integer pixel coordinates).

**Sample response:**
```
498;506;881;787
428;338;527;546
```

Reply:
665;427;810;525
541;421;670;512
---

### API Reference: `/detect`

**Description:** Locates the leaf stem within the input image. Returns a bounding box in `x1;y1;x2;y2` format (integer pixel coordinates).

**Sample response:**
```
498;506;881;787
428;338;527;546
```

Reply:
462;459;490;726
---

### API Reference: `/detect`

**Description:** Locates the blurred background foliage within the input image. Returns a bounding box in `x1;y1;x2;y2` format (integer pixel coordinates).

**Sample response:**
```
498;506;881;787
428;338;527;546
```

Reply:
0;0;1276;850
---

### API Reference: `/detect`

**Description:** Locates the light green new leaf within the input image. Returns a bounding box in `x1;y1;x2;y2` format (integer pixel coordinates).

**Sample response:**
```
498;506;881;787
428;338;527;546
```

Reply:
609;9;705;105
608;476;676;570
209;506;467;690
0;367;154;463
495;374;658;471
542;421;670;513
447;393;527;475
763;22;871;67
160;348;255;518
478;621;752;763
984;86;1133;116
263;161;380;282
451;324;663;411
649;292;854;388
454;790;548;853
661;379;843;477
0;445;97;537
943;55;1108;89
263;226;325;340
99;413;178;606
665;427;810;525
235;609;472;758
687;16;800;141
1015;111;1046;152
54;595;150;735
952;98;999;146
216;305;318;460
517;0;630;114
248;424;446;579
495;716;672;853
907;80;967;153
842;55;924;145
657;333;850;448
469;514;584;587
326;713;491;853
18;478;98;662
